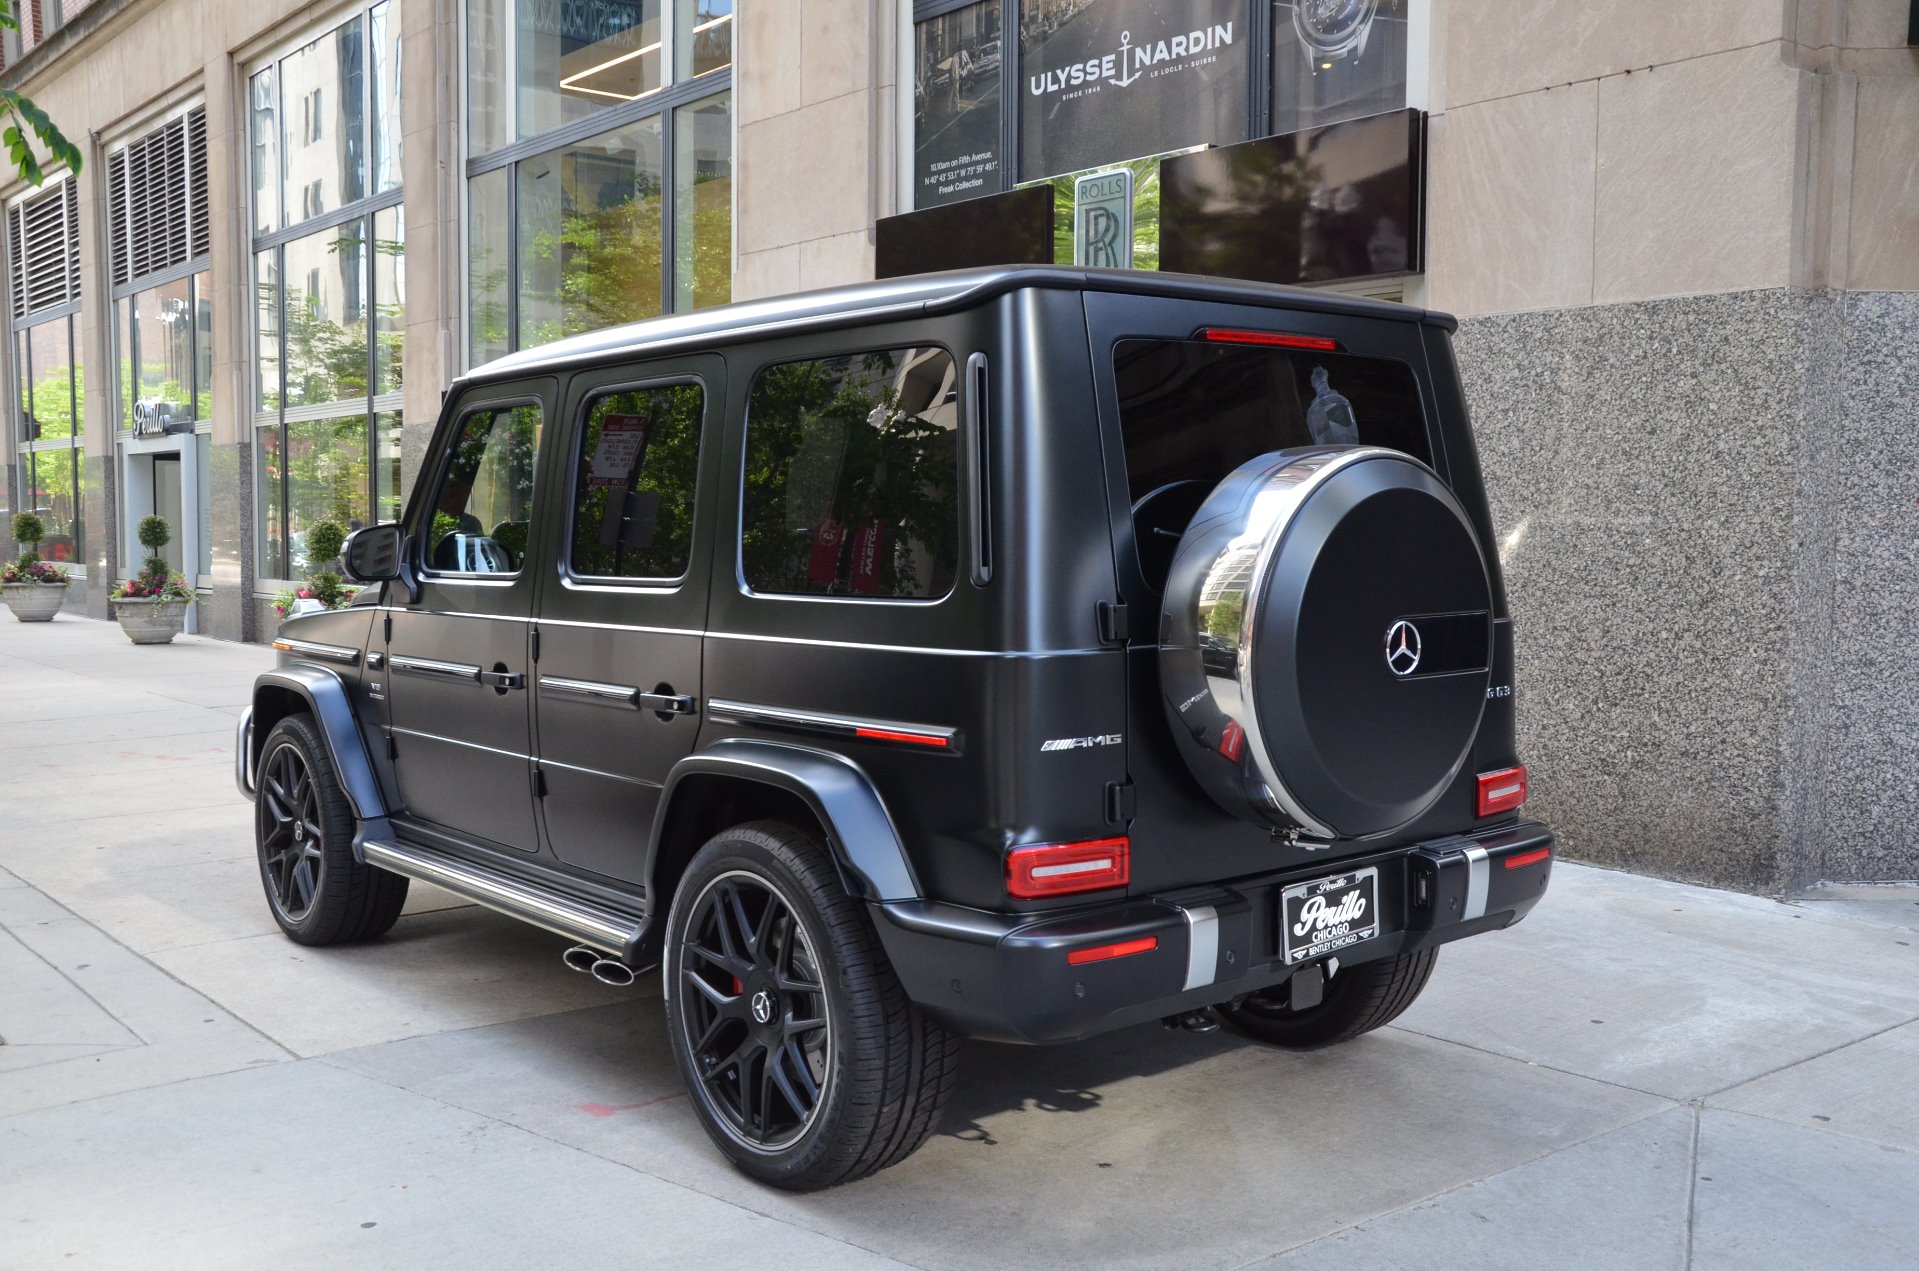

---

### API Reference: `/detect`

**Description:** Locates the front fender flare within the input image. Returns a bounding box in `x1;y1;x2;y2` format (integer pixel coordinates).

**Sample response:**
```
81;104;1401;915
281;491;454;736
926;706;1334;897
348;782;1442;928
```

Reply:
249;665;387;822
648;739;920;904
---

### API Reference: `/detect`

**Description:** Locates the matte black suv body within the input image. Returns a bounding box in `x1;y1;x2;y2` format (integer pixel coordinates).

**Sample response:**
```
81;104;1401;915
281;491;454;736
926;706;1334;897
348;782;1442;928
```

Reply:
237;266;1553;1189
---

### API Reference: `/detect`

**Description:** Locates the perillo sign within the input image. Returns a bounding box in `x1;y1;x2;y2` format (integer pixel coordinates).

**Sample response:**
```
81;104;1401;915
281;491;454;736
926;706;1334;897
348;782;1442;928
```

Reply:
1028;24;1236;99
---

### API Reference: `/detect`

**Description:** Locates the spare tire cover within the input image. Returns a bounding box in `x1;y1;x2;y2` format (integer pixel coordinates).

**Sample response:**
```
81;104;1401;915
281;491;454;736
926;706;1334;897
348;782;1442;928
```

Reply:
1159;447;1492;840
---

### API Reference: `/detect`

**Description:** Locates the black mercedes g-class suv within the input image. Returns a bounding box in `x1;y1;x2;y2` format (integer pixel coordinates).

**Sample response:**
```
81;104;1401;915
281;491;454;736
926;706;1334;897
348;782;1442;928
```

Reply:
236;266;1551;1190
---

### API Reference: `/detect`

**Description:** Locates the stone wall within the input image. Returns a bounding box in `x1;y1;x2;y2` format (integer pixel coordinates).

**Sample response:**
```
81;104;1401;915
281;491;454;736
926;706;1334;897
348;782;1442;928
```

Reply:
1458;289;1919;889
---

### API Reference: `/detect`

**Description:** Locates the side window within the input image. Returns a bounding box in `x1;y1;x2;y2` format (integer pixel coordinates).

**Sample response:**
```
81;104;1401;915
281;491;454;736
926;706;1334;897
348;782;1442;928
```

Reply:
569;382;704;581
742;347;960;600
423;402;543;575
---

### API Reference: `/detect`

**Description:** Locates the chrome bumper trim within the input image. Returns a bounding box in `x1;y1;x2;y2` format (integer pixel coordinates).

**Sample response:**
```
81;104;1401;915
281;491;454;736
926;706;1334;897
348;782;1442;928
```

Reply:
234;706;256;801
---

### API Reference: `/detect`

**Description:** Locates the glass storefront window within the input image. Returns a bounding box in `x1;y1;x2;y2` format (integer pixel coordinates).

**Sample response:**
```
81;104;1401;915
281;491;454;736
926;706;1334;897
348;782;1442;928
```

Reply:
13;315;84;569
113;300;133;430
676;0;732;80
516;116;665;348
131;277;195;418
283;221;370;407
673;92;731;312
468;166;510;366
373;206;404;395
26;319;74;441
250;68;280;236
280;16;367;226
250;3;405;580
194;275;214;420
371;1;403;194
256;251;282;411
197;435;213;577
466;0;732;357
522;0;662;141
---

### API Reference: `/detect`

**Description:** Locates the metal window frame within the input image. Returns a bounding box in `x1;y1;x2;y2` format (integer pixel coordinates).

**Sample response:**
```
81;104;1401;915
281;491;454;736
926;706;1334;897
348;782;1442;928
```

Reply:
246;0;406;582
459;0;733;360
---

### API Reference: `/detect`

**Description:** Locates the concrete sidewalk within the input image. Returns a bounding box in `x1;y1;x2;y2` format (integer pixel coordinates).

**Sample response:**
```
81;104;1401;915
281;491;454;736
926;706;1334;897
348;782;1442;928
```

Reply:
2;614;1916;1269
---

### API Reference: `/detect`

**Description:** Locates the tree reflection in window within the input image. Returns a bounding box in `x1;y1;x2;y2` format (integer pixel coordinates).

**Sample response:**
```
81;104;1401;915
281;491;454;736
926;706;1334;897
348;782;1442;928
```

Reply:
743;348;960;600
427;403;543;574
570;383;703;581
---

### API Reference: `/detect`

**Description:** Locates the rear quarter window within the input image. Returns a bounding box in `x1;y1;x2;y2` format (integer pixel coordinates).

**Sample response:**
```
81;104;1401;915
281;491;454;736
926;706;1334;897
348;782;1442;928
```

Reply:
741;347;961;600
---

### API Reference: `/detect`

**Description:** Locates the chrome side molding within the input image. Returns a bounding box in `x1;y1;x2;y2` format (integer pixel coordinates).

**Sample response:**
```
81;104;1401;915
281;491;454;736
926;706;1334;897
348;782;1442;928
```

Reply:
234;706;257;801
360;838;644;956
389;655;482;682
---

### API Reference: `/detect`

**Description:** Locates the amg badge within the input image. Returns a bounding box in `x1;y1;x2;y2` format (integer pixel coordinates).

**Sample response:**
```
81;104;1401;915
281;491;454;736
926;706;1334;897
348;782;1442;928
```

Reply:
1040;734;1123;753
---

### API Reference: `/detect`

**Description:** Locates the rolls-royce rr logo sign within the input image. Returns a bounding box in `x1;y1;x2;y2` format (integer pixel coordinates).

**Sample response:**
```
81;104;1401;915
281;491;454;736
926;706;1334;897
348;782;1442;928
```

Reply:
1385;620;1422;676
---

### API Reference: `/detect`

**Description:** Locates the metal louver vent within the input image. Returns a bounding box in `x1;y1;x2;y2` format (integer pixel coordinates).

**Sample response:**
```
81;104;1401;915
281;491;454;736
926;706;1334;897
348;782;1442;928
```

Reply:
107;106;210;289
8;180;80;319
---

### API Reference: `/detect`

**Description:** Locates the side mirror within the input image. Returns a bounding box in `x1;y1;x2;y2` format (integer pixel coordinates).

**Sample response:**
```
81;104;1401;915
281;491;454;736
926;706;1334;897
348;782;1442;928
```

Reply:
342;523;420;602
342;523;403;582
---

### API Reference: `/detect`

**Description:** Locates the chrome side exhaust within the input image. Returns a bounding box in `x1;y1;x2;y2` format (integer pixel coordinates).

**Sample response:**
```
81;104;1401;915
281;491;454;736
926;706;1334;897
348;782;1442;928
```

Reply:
564;944;639;987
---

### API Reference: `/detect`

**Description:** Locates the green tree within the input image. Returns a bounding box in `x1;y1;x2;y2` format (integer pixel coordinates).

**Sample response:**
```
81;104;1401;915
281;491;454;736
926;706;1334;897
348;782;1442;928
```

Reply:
0;3;81;185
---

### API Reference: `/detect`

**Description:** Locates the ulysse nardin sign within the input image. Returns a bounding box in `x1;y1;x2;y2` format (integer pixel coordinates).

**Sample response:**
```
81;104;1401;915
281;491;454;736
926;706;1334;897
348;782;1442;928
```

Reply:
1074;168;1134;268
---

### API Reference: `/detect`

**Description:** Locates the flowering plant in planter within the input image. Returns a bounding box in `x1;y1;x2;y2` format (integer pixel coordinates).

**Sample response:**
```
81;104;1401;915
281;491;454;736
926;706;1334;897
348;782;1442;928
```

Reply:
3;559;72;585
274;520;359;621
110;516;193;644
3;512;72;621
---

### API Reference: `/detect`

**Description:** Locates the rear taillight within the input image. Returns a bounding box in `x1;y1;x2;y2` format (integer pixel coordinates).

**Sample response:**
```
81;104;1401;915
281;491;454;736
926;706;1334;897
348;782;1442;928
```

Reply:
1005;837;1130;899
1066;936;1157;966
1477;766;1528;818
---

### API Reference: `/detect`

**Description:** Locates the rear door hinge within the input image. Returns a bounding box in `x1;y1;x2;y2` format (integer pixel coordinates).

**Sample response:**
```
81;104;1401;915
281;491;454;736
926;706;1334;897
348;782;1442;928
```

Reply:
385;732;398;760
1105;779;1136;825
533;766;548;798
1097;600;1130;646
530;627;540;663
382;613;392;644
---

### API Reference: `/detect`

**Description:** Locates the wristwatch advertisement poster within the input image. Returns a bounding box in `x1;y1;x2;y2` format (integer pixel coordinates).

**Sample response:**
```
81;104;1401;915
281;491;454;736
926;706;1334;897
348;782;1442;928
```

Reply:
1273;0;1411;138
914;1;1006;211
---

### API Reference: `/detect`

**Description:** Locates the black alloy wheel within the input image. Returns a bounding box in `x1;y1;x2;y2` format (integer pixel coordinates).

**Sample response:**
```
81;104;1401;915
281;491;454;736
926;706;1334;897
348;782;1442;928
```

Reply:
251;713;409;946
676;870;832;1152
664;821;959;1190
258;741;325;923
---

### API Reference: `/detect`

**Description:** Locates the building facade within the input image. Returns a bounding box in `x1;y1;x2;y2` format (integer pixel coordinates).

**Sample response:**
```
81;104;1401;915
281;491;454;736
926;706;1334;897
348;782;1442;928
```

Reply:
1;0;1915;892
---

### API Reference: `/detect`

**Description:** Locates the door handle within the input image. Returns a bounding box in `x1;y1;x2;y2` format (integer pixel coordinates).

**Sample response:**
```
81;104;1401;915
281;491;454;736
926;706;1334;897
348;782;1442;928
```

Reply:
637;691;696;716
391;655;481;683
479;669;526;690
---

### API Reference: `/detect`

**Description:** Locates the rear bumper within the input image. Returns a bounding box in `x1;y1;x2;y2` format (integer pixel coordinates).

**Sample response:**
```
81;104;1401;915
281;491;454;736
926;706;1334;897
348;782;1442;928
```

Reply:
872;821;1554;1044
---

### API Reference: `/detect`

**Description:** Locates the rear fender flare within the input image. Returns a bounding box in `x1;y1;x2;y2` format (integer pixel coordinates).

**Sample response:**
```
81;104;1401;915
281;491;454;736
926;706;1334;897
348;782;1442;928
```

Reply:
646;739;920;915
248;665;387;821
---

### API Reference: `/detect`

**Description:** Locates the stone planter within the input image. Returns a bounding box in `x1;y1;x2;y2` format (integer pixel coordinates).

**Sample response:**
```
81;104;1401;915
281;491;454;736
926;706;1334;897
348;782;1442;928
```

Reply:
3;582;68;622
112;596;191;645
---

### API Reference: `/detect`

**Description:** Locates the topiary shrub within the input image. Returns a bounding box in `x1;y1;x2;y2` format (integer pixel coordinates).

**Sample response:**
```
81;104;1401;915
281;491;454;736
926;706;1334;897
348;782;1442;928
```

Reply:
111;515;190;604
11;511;45;566
137;515;172;572
307;520;346;567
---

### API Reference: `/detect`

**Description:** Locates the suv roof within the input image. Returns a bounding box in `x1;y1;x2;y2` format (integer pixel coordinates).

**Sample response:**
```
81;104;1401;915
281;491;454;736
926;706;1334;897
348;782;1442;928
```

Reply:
463;265;1456;387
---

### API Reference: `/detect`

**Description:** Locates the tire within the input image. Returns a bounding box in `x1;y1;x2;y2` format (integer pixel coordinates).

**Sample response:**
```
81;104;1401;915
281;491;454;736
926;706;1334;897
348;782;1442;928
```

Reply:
254;712;409;946
1215;949;1439;1050
662;820;959;1191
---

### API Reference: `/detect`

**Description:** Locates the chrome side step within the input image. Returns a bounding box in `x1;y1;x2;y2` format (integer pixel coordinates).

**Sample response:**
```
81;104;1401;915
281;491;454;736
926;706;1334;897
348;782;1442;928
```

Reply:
361;838;644;957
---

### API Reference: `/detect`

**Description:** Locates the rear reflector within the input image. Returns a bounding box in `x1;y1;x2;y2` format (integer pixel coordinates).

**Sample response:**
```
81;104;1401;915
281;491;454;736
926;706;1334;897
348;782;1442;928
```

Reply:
853;726;949;748
1477;766;1529;817
1200;327;1339;352
1504;847;1551;871
1066;936;1158;966
1006;837;1130;899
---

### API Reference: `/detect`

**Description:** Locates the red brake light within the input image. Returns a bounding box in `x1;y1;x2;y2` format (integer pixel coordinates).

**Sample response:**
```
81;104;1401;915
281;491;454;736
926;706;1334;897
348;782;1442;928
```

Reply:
1066;936;1158;966
1477;766;1528;817
1006;837;1130;899
1504;847;1551;871
1200;327;1339;352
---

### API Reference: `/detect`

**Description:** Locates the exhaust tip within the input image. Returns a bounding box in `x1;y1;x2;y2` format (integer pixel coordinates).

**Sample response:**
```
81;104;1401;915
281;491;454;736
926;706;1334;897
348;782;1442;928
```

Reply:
562;945;601;974
591;959;638;987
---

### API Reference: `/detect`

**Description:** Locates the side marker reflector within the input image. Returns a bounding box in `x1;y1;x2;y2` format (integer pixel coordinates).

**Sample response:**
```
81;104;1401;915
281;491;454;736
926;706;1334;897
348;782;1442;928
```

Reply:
853;726;949;748
1067;936;1158;966
1504;847;1551;871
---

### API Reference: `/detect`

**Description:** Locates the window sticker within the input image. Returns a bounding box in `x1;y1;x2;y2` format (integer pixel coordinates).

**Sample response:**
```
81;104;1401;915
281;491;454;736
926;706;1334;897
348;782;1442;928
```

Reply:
1305;366;1358;445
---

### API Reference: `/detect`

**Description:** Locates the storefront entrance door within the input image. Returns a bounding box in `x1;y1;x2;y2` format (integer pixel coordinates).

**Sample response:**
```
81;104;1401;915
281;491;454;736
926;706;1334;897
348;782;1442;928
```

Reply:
150;455;184;575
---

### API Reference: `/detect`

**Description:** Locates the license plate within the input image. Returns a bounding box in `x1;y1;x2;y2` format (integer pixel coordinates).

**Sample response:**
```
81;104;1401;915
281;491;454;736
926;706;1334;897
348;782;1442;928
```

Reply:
1281;867;1381;965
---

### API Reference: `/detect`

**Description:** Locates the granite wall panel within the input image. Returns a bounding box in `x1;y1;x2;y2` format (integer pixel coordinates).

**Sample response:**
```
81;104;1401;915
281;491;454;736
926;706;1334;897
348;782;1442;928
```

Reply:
1458;287;1919;890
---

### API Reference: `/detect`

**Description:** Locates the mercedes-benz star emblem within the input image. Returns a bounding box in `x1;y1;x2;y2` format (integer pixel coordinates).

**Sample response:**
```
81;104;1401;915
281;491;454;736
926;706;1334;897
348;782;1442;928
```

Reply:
1385;620;1422;677
750;989;774;1025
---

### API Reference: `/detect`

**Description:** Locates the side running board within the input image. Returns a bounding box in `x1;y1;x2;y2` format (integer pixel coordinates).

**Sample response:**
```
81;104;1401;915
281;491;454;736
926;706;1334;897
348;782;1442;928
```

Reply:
361;838;644;958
